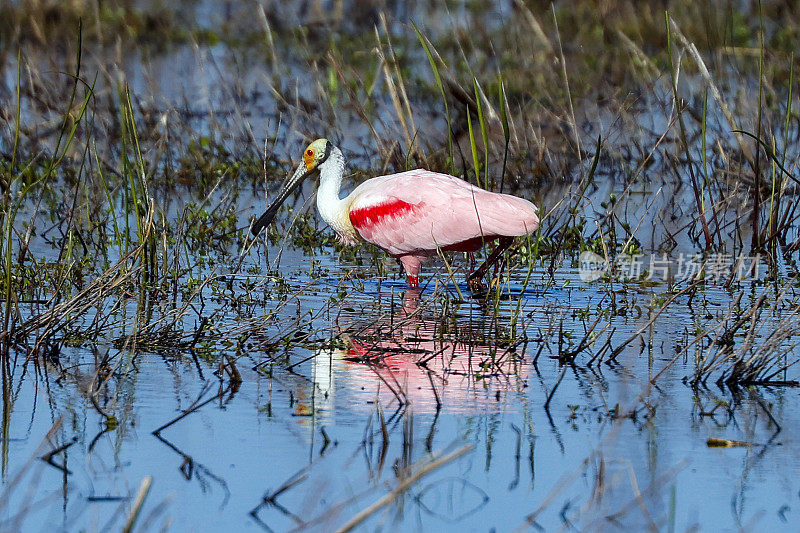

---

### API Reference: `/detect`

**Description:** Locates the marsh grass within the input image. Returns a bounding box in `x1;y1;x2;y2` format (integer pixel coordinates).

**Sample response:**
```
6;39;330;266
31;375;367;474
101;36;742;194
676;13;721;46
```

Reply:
1;1;800;529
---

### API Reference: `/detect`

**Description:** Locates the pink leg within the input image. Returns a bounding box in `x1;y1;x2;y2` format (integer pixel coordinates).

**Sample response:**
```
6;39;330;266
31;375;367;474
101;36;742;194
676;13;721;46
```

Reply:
398;255;424;288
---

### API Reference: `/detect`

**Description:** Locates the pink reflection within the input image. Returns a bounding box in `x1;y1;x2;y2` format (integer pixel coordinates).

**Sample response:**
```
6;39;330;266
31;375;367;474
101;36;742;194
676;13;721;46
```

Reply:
313;290;530;414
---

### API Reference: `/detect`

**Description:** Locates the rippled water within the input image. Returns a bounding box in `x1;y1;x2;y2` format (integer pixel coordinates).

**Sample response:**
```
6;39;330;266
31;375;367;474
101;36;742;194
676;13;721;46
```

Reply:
2;247;798;531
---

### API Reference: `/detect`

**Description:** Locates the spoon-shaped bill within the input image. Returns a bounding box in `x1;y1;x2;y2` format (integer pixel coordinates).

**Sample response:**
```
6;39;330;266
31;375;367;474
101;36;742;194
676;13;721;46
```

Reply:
250;164;310;237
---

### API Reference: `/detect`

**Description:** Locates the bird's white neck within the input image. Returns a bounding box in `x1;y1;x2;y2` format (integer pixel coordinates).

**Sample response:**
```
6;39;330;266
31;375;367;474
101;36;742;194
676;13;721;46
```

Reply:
315;147;358;243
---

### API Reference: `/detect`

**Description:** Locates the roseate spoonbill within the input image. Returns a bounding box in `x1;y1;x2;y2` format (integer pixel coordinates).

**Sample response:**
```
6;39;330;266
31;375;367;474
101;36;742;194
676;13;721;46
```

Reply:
250;139;539;291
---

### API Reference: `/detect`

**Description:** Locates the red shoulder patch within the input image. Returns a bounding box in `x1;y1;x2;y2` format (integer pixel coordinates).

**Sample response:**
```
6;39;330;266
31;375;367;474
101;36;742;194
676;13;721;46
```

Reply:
349;199;417;229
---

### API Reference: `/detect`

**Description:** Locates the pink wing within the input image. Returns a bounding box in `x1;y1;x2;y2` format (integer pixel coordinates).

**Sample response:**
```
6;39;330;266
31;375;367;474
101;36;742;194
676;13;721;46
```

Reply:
347;169;539;256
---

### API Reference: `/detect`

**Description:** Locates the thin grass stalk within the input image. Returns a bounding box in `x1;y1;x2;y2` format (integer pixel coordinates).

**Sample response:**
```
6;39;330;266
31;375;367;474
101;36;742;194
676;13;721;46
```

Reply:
257;4;277;70
50;22;83;171
116;91;131;250
700;88;708;215
59;147;93;289
118;83;159;292
434;247;464;301
119;84;160;301
498;77;510;193
122;476;152;533
93;141;123;255
767;135;778;254
10;49;21;173
412;22;453;170
374;27;412;153
2;211;12;343
336;445;473;533
117;83;140;244
3;50;22;343
773;52;794;248
467;108;481;187
4;23;89;339
665;12;712;250
380;14;417;156
47;82;94;175
562;135;602;243
23;22;87;199
551;5;581;165
8;39;84;289
781;53;794;171
472;78;489;189
123;86;149;202
511;232;537;337
16;60;91;208
763;49;794;251
753;0;764;251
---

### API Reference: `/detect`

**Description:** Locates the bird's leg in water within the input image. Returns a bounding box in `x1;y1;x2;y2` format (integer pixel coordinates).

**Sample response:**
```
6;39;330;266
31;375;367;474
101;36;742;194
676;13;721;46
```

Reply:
466;251;479;291
467;237;514;293
468;252;477;272
399;255;423;288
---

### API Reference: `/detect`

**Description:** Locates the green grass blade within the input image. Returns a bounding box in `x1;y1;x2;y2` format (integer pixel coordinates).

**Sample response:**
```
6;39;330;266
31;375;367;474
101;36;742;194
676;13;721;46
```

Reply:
781;52;793;169
498;76;510;192
473;77;489;189
11;49;21;173
412;21;453;170
467;108;480;187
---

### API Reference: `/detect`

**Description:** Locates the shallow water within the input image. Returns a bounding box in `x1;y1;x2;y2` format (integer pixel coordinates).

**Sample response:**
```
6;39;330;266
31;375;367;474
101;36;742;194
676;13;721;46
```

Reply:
2;247;798;531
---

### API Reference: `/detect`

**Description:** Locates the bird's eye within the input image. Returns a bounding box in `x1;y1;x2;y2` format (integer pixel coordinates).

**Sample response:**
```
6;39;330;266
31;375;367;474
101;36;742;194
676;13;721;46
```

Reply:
306;149;314;156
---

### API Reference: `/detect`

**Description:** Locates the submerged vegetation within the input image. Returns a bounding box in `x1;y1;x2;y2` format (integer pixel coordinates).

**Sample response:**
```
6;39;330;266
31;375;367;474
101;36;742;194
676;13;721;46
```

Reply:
1;0;800;530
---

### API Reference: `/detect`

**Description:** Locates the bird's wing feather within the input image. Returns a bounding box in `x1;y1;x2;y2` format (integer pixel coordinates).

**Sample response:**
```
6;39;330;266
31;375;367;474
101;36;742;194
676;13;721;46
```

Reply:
347;170;539;256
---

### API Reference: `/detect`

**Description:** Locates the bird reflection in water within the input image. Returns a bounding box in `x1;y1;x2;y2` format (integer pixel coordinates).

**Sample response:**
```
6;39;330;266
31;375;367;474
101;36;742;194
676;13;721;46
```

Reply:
311;289;530;415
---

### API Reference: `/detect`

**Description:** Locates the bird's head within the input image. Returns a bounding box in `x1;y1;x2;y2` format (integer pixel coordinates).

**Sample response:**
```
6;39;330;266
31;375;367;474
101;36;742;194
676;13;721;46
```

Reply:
250;139;333;237
302;138;332;172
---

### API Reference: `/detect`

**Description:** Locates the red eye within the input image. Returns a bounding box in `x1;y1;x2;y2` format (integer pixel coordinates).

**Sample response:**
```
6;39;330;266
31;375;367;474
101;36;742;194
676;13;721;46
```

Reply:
306;149;314;156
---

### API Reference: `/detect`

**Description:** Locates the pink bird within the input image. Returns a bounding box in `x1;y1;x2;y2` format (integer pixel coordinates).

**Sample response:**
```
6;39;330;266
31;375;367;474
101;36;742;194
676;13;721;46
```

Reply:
250;139;539;292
